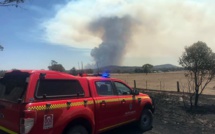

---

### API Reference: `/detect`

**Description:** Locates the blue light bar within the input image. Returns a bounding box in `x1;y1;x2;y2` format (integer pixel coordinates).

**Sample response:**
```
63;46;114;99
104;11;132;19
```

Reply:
102;72;110;78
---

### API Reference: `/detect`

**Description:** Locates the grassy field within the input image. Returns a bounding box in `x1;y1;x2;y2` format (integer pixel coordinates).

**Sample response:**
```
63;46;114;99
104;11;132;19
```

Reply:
111;71;215;95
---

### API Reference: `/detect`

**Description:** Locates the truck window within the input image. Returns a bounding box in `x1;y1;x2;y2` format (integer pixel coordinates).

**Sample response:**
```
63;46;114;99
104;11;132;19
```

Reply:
0;72;29;102
95;81;114;96
36;79;84;98
114;82;132;95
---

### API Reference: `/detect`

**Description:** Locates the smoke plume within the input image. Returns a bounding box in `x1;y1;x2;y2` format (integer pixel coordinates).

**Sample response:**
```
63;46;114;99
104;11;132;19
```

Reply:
90;16;134;67
43;0;215;66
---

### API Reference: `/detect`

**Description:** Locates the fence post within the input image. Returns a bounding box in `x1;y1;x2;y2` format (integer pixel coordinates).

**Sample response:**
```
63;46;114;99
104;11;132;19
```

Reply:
160;81;161;90
134;80;136;89
177;81;180;92
146;80;147;89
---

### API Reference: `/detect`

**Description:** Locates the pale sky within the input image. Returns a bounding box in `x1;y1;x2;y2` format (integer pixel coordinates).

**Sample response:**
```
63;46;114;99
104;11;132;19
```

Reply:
1;0;215;70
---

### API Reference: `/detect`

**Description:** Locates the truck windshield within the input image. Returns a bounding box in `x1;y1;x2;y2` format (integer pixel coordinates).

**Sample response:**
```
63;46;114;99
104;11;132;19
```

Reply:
0;72;29;103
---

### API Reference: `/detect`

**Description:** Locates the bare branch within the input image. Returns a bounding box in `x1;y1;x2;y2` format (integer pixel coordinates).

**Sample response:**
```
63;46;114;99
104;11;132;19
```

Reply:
0;0;24;7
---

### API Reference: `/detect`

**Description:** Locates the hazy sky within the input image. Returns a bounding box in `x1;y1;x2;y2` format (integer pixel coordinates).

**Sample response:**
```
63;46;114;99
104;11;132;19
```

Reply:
1;0;215;70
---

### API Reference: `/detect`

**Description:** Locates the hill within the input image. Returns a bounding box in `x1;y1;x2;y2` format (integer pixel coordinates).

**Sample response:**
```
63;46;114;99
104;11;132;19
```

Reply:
98;64;181;73
153;64;179;69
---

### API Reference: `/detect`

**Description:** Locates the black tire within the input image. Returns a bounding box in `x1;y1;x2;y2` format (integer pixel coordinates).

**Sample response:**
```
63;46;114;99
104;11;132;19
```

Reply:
66;125;88;134
138;109;153;131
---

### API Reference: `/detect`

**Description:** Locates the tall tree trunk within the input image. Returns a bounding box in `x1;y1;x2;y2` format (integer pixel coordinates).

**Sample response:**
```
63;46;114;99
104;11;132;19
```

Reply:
189;95;193;109
194;69;199;107
194;86;199;107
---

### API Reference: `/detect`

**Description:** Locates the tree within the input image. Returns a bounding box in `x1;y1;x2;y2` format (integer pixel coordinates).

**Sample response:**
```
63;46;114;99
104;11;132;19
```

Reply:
85;68;93;74
0;45;3;51
0;0;24;7
69;67;78;75
142;64;153;75
48;60;65;72
50;60;58;66
179;41;215;107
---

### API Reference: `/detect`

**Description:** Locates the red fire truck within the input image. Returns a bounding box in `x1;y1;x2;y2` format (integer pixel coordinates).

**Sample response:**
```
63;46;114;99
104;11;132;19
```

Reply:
0;70;154;134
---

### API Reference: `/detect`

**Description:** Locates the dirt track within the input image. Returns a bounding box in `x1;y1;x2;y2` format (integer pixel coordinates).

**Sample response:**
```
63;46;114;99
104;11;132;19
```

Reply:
103;90;215;134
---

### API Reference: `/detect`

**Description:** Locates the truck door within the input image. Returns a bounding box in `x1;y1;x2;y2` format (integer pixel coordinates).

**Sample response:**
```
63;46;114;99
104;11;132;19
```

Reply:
94;81;120;132
113;81;138;123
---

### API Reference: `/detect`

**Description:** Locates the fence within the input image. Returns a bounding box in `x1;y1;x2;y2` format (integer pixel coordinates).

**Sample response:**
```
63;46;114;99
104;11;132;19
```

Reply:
132;80;180;92
111;72;215;95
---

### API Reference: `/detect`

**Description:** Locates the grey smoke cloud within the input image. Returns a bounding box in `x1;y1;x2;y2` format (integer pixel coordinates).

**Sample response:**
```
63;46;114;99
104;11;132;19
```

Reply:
90;16;135;67
43;0;215;66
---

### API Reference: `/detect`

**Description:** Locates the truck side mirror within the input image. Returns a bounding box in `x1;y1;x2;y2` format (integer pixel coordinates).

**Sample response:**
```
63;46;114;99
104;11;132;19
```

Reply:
132;89;139;95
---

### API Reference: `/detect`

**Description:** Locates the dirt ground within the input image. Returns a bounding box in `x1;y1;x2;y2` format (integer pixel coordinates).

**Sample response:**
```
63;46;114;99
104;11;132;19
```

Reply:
103;90;215;134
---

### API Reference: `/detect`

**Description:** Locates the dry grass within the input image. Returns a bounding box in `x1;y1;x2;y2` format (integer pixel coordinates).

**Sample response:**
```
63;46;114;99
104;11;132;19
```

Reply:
111;71;215;95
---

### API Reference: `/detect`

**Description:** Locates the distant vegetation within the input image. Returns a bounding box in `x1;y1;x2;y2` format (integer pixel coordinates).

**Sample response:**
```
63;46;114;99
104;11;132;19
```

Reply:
48;60;65;72
97;64;182;74
0;64;182;76
134;64;153;74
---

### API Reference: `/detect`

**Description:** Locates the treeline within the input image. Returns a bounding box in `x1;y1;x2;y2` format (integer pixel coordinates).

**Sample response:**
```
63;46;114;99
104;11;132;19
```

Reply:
0;62;183;77
47;62;183;75
47;60;93;75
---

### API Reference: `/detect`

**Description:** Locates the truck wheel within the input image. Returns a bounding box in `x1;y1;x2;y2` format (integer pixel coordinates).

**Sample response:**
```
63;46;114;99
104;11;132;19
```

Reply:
66;125;88;134
138;109;153;131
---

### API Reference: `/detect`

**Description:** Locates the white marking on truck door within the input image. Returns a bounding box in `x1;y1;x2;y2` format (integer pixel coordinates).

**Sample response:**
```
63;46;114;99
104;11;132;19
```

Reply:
43;114;53;129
